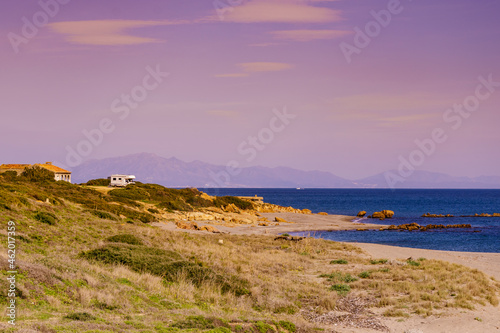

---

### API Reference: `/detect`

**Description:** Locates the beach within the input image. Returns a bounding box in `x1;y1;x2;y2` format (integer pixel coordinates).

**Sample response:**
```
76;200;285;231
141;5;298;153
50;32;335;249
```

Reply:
154;211;500;333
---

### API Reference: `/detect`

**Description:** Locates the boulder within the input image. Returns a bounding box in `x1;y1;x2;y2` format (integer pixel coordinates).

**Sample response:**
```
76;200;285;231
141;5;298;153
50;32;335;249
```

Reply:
357;211;367;217
176;221;198;230
302;209;312;214
371;212;385;219
199;225;221;233
318;212;328;216
275;217;288;223
381;210;395;218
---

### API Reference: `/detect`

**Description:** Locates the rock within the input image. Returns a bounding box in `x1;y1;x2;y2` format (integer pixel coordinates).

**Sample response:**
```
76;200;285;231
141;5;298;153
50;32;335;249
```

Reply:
258;217;270;222
371;212;385;219
381;210;395;218
318;212;328;216
199;225;220;233
357;211;367;217
302;209;312;214
494;213;500;217
258;222;268;226
218;239;224;244
176;221;199;230
275;217;288;223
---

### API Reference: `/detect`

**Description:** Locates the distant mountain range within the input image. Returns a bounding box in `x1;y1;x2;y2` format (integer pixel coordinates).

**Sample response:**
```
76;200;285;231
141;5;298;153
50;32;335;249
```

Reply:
70;153;500;189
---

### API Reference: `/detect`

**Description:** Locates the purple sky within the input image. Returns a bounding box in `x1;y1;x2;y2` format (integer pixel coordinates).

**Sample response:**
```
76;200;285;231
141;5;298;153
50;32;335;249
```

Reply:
1;0;499;179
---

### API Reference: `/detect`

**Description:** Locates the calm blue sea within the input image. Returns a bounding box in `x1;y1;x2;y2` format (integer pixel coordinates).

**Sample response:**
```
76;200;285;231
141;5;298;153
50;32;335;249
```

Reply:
201;188;500;253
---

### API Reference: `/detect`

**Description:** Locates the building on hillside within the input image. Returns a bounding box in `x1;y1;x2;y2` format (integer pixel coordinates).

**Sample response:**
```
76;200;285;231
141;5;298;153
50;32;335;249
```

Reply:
0;162;72;183
109;174;136;187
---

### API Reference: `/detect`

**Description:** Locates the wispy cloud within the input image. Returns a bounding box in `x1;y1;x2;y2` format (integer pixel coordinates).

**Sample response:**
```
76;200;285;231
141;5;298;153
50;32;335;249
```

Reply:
48;20;185;46
270;29;352;41
239;62;294;72
215;62;293;78
223;0;342;23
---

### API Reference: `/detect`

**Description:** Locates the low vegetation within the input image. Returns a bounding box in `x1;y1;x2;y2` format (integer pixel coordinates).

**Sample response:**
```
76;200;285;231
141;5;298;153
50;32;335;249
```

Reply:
0;173;499;332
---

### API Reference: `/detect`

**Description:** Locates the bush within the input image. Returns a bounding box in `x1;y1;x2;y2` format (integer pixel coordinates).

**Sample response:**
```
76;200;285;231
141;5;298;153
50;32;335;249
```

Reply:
34;212;57;225
278;321;296;332
358;271;371;278
213;196;254;210
88;210;117;220
330;284;351;295
20;166;55;182
370;259;388;265
106;234;143;245
85;178;110;186
320;272;357;283
64;312;96;321
171;316;228;330
330;259;348;265
80;244;250;296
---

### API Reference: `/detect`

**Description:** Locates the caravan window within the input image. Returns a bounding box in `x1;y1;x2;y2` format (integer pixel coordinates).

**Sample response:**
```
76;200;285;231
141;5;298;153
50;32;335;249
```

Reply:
113;178;116;181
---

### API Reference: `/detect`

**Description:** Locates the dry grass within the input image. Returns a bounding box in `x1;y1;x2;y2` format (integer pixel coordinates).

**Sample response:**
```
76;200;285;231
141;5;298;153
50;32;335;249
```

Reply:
0;181;499;332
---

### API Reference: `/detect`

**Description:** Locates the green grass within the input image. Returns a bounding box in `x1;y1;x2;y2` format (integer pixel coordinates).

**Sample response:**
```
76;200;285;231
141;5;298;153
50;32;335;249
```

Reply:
106;234;144;245
330;284;351;295
330;259;348;265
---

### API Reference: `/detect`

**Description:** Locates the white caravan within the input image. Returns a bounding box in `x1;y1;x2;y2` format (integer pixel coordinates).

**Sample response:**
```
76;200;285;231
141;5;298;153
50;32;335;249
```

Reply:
109;174;136;187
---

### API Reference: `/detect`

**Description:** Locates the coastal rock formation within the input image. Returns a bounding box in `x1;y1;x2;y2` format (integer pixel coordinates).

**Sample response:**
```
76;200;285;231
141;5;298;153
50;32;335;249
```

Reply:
369;210;394;219
275;217;288;223
371;212;386;219
357;211;367;217
383;223;472;232
255;203;312;214
424;212;500;217
318;212;328;216
176;221;221;233
381;210;395;218
199;225;220;233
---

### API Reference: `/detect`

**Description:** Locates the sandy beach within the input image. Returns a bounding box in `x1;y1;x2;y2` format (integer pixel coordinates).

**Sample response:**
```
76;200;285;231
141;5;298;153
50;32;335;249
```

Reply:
154;211;500;333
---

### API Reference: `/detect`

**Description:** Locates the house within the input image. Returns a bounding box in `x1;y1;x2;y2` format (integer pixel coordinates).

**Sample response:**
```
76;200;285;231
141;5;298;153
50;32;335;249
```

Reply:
0;162;72;183
109;174;136;187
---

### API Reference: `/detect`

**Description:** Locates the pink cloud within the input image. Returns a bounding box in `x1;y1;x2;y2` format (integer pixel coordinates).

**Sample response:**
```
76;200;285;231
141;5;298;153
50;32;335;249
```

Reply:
224;0;342;23
239;62;294;72
270;29;352;41
48;20;184;46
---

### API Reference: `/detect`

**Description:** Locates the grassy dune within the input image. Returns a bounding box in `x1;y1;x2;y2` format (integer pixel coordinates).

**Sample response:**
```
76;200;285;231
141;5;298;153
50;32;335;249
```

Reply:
0;173;499;332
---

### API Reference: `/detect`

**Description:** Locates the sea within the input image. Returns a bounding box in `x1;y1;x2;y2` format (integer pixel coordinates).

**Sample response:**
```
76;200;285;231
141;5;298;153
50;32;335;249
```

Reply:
201;188;500;253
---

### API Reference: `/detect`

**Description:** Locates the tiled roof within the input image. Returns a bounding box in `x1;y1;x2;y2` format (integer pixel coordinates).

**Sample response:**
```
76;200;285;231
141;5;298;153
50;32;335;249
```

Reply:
0;163;71;174
0;164;31;169
35;163;71;174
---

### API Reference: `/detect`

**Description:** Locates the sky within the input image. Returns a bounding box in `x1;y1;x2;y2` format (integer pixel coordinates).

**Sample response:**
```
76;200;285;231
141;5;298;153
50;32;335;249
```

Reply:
1;0;500;180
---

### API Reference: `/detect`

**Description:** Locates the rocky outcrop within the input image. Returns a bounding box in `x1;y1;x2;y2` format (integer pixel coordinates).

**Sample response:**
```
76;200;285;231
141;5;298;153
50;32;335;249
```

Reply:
423;212;500;217
255;203;311;214
357;211;367;217
381;210;394;218
382;223;472;232
318;212;328;216
176;221;220;233
368;210;394;219
275;217;288;223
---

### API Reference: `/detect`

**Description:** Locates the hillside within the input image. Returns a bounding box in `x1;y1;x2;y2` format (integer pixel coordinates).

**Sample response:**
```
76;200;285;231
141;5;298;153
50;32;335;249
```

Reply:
0;170;499;332
69;153;500;189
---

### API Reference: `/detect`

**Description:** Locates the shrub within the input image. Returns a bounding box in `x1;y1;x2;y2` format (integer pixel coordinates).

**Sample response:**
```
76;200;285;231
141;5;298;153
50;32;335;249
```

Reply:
320;272;357;283
213;196;254;210
330;259;348;265
148;207;160;214
88;210;117;220
106;234;143;245
278;320;296;332
20;166;55;183
34;212;57;225
330;284;351;295
407;259;421;267
171;316;228;330
64;312;96;321
370;259;388;264
80;244;250;296
358;271;371;279
85;178;110;186
254;321;275;333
